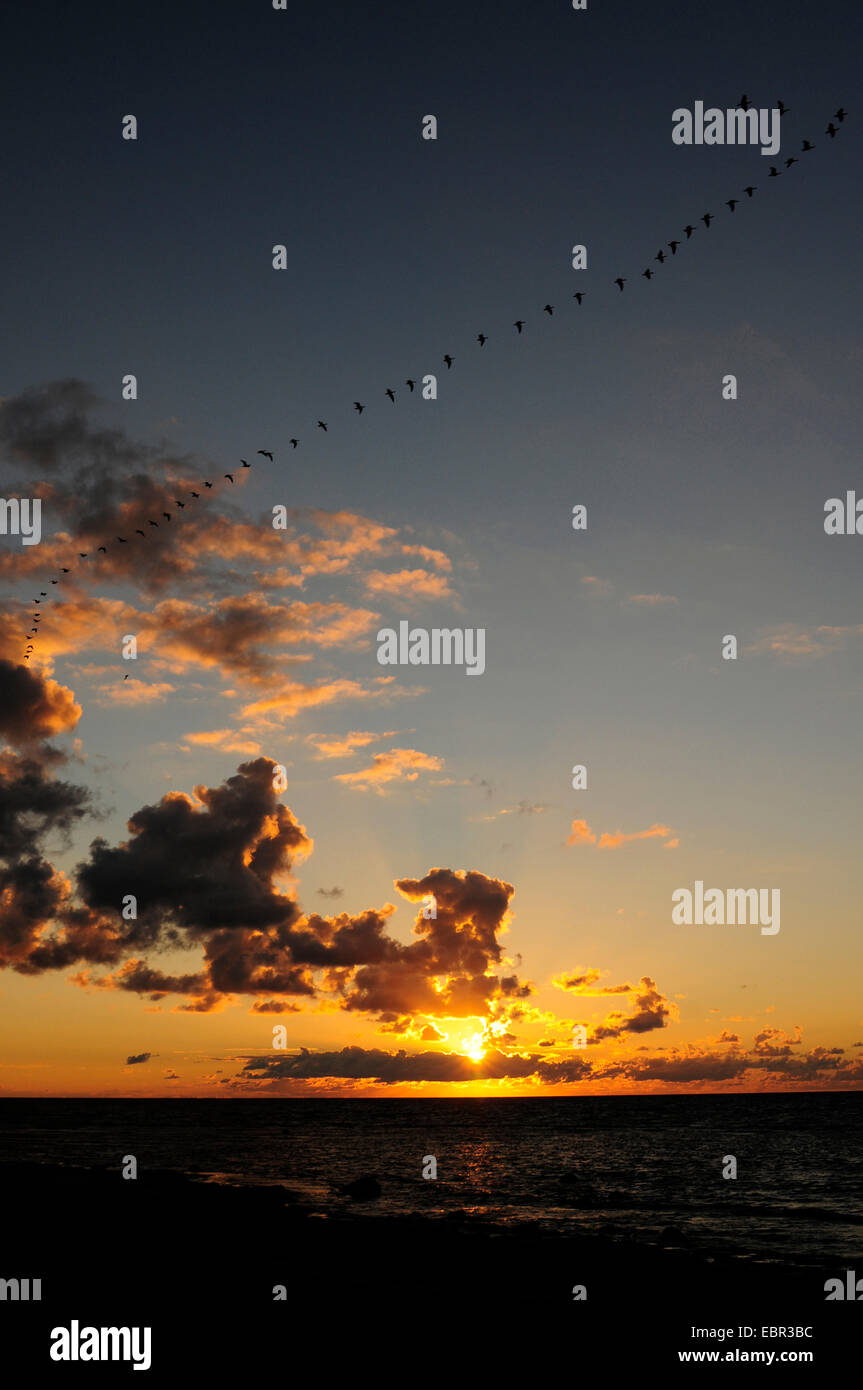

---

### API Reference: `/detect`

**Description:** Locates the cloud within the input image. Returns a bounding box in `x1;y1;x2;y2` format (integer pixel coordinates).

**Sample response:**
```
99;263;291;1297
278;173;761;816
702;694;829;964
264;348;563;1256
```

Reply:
566;818;676;850
316;886;344;899
182;728;263;756
305;729;401;759
581;576;612;595
333;747;443;792
626;594;678;606
125;1052;152;1065
363;569;455;602
0;659;82;749
554;969;633;997
747;623;863;661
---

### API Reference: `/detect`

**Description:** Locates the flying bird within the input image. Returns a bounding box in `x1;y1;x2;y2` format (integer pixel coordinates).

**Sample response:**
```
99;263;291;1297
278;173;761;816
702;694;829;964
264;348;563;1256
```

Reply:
477;333;487;345
655;249;665;263
241;460;250;468
702;213;713;226
667;240;680;254
405;380;416;392
785;156;798;168
443;355;453;368
190;491;199;498
290;439;298;448
317;421;328;431
801;139;815;151
136;530;145;537
386;388;395;401
224;474;234;484
354;402;364;413
826;122;838;138
162;512;171;520
148;520;158;527
50;579;58;584
514;320;525;332
743;185;756;197
79;552;88;558
117;536;127;543
726;199;738;212
777;100;789;116
684;224;696;238
573;292;585;304
642;268;653;279
97;546;107;553
61;568;70;573
543;304;553;316
34;598;41;604
204;480;213;488
123;674;129;680
257;450;273;460
768;165;781;177
174;499;185;507
614;278;626;291
738;94;751;110
834;108;847;123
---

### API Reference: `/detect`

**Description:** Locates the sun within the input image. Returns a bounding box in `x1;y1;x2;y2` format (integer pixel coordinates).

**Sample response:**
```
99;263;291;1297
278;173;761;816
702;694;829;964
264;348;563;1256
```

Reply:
462;1031;487;1062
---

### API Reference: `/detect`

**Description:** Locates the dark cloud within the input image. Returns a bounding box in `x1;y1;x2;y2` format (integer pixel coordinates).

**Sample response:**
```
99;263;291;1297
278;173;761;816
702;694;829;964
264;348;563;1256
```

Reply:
0;660;81;751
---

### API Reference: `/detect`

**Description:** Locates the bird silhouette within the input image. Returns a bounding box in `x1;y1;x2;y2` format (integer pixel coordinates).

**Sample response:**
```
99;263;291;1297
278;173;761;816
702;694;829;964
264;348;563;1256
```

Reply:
136;529;145;537
826;122;838;138
702;213;713;227
190;491;199;498
543;304;553;316
123;674;129;680
743;185;756;197
317;421;328;431
40;592;46;596
614;278;626;291
290;439;298;448
655;249;666;263
174;499;185;507
443;355;453;368
354;402;364;413
801;139;815;152
684;224;695;238
834;108;847;123
514;320;525;332
785;156;798;168
642;268;653;280
405;379;416;392
61;568;70;573
386;388;395;401
257;450;273;461
726;198;738;212
34;598;41;604
79;552;88;558
204;480;213;488
777;100;789;116
117;536;127;543
667;240;680;255
477;333;487;345
162;512;171;521
224;474;234;484
50;579;58;584
97;546;107;553
739;94;751;110
768;165;781;177
573;292;585;304
148;521;158;528
238;463;248;472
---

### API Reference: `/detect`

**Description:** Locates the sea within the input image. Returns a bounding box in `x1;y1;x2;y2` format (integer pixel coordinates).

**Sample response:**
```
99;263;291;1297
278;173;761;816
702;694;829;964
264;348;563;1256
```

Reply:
1;1091;861;1274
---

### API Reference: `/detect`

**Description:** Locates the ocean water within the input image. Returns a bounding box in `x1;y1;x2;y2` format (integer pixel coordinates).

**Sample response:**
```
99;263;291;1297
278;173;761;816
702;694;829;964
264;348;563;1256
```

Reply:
1;1093;861;1271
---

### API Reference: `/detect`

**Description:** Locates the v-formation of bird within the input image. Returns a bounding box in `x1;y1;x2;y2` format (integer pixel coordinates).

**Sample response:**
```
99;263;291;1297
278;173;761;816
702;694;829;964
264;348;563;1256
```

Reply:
19;102;848;665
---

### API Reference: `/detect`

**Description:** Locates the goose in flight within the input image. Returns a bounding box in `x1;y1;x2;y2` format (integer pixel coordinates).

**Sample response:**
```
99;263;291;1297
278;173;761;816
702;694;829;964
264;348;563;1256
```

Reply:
743;186;756;197
614;278;626;291
667;240;680;255
290;439;299;448
405;379;416;391
257;450;273;460
354;402;364;413
224;474;234;484
386;388;395;401
477;333;487;345
573;292;585;304
443;355;453;368
514;320;525;333
543;304;553;316
684;224;695;238
317;421;328;431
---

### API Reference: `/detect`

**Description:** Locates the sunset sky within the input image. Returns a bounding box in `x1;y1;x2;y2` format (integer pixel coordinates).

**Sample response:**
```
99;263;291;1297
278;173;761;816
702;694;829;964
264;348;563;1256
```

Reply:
1;0;861;1096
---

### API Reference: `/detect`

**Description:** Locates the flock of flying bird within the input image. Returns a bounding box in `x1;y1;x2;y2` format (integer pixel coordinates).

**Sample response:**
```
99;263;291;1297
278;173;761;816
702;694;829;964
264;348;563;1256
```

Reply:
18;99;848;667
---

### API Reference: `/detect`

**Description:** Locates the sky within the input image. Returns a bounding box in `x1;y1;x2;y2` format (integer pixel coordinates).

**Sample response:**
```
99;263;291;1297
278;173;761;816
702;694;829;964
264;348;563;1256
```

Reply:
1;0;862;1096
